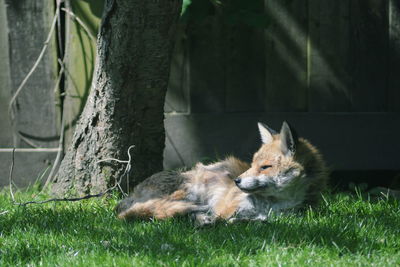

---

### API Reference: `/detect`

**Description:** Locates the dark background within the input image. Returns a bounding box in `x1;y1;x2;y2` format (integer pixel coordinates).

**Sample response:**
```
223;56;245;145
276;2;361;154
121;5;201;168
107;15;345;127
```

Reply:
0;0;399;189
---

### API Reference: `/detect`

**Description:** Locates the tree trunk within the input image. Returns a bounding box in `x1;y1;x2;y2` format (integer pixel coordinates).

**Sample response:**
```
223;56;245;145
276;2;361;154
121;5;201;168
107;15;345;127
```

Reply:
52;0;182;196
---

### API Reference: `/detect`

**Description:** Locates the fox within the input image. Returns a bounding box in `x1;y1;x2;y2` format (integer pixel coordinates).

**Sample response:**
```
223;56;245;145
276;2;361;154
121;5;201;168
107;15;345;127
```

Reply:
116;121;328;226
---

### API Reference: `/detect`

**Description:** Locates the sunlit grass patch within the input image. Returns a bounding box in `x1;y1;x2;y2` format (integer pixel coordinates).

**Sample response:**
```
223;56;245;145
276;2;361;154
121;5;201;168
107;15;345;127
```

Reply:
0;189;399;266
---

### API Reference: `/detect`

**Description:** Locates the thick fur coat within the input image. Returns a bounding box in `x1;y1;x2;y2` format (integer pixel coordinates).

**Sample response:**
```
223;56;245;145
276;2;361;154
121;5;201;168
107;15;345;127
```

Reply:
116;122;328;226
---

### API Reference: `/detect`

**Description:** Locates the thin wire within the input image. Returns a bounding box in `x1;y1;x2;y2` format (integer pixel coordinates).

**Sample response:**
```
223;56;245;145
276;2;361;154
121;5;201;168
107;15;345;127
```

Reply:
8;148;16;202
9;145;134;206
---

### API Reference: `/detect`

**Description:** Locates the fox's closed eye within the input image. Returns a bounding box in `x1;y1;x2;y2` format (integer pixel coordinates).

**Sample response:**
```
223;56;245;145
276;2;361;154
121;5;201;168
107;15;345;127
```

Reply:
260;165;272;170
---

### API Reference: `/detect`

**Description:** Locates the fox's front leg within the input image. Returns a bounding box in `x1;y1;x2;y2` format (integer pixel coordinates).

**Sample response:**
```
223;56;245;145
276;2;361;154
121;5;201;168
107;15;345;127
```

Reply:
192;212;217;227
228;214;268;224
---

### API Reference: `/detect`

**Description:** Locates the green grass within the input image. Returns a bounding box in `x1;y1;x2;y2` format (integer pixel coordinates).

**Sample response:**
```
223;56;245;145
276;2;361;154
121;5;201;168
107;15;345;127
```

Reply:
1;189;399;267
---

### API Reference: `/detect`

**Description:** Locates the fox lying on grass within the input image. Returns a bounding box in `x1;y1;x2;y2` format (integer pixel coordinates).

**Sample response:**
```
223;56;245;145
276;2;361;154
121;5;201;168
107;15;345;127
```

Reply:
116;122;328;226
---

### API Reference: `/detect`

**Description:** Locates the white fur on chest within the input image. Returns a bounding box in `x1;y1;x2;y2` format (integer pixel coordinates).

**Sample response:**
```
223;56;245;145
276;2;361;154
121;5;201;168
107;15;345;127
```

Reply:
233;195;303;221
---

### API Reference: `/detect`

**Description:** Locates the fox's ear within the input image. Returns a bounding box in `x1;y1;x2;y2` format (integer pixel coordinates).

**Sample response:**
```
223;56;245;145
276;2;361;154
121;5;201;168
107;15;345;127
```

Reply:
257;122;277;145
280;121;297;156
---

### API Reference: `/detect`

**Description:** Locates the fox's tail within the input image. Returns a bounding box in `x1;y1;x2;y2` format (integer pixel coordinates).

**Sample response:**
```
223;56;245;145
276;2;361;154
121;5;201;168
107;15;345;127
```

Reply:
115;196;136;215
117;198;199;220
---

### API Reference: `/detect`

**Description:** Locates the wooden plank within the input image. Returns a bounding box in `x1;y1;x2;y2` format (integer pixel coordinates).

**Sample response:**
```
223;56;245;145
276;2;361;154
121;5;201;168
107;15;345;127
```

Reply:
308;0;352;111
264;0;308;111
5;0;59;148
225;24;265;112
350;0;388;111
164;112;400;170
165;25;190;113
0;151;57;188
188;16;226;113
388;0;400;111
0;0;13;147
63;0;103;148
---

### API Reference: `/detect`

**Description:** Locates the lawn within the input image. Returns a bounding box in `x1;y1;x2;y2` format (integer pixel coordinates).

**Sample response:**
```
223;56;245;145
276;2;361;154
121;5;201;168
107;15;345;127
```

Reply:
0;189;399;266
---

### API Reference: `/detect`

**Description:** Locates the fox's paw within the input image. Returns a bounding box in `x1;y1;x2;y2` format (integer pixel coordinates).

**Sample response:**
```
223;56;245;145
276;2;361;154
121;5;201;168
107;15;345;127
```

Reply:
193;213;216;228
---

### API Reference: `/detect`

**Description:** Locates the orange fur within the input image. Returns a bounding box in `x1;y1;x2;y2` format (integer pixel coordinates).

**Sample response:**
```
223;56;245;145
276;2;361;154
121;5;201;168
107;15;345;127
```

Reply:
118;198;197;220
116;122;329;224
214;187;244;219
169;189;187;200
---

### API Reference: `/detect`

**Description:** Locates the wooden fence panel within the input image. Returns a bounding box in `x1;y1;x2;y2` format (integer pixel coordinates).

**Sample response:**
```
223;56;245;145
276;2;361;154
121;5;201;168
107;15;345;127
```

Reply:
189;17;226;113
389;0;400;112
225;25;265;112
0;0;12;147
164;113;400;170
0;0;58;188
308;0;352;111
165;25;190;113
264;0;308;111
5;0;59;148
0;150;58;188
350;0;388;111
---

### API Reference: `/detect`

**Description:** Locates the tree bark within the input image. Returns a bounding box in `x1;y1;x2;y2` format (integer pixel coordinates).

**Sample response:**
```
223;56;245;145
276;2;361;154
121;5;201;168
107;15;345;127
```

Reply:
52;0;182;196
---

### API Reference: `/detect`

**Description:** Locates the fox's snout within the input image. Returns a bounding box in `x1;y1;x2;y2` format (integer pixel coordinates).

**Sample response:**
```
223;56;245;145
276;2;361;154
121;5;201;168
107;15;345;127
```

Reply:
234;175;272;193
234;177;264;187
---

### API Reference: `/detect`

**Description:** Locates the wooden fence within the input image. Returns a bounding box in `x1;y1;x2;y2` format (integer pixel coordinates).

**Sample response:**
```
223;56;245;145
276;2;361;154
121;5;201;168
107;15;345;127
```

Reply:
166;0;400;172
0;0;399;187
